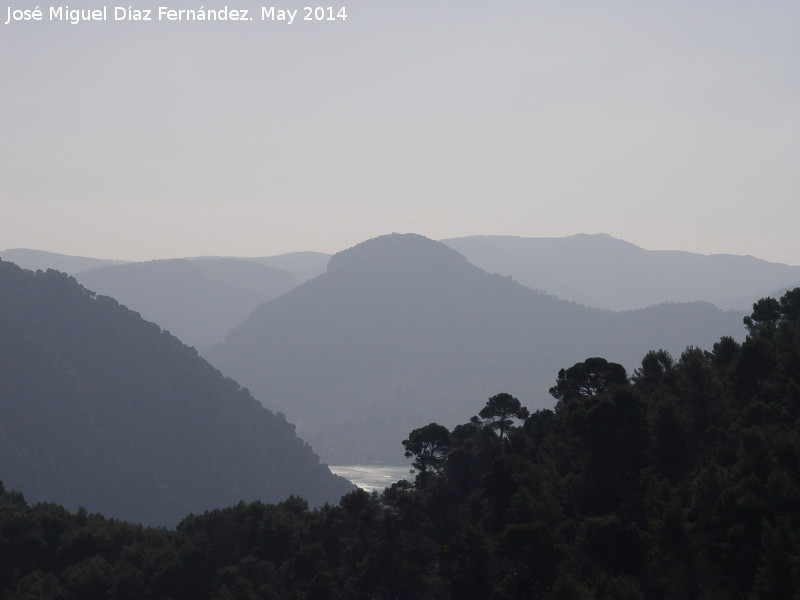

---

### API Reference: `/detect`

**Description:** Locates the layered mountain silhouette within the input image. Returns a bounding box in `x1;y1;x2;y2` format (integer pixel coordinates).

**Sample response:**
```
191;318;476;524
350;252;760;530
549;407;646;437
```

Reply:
0;259;353;526
208;233;746;464
0;248;127;274
77;258;296;350
0;248;330;288
443;234;800;311
1;250;330;350
249;251;330;285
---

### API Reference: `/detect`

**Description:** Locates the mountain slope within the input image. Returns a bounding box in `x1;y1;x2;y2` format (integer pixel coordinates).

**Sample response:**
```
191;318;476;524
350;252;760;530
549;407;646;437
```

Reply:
208;233;745;464
442;234;800;310
77;258;296;350
0;259;353;526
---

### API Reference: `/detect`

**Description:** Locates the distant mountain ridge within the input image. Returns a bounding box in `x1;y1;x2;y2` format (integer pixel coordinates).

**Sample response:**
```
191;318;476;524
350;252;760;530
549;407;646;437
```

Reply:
0;247;330;285
0;250;331;350
9;237;798;313
77;257;296;351
208;233;746;464
0;259;353;526
247;251;330;284
0;248;128;274
442;234;800;311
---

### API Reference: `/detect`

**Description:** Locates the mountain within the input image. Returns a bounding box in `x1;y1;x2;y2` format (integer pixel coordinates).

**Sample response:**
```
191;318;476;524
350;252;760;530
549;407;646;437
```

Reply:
0;248;127;274
442;234;800;311
0;259;353;526
715;281;800;311
248;251;331;284
208;233;745;464
77;258;296;351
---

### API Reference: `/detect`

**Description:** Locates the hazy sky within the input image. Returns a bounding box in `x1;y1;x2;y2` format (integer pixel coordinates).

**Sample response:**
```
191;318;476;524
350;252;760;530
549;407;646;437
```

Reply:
2;1;798;264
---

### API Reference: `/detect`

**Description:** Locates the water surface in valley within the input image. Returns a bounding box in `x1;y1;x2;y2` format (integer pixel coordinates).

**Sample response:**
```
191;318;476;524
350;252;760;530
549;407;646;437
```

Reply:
329;464;412;493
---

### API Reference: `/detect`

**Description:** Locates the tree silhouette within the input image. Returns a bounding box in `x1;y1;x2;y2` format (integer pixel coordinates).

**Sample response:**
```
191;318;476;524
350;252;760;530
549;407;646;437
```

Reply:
549;357;627;402
402;423;452;481
743;297;782;337
478;393;529;439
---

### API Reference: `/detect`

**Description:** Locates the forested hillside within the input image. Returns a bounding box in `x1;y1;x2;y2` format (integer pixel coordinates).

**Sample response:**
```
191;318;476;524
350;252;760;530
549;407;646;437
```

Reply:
0;259;353;526
2;288;798;599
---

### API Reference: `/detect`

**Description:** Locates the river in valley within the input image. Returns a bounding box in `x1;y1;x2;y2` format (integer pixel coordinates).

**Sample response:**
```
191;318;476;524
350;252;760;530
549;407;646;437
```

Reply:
329;464;412;493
